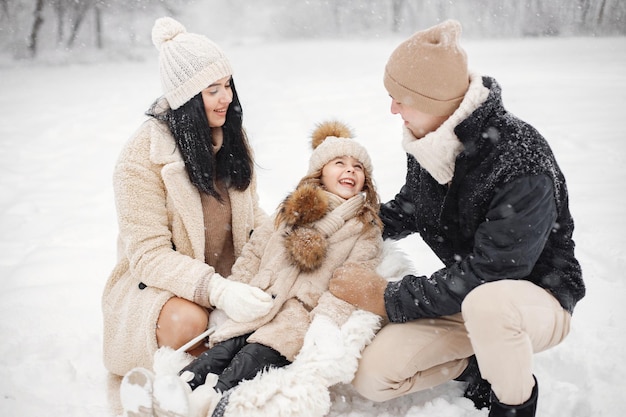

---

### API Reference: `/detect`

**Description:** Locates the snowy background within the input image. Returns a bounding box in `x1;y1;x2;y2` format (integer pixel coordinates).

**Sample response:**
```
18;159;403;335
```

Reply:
0;19;625;417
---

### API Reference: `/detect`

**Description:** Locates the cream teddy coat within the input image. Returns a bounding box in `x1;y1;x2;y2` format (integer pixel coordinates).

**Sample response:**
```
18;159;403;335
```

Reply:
208;192;383;361
102;119;267;376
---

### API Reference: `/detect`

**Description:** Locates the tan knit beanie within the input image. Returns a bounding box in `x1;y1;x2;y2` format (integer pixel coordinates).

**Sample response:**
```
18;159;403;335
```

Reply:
384;19;469;117
152;17;233;110
307;121;373;176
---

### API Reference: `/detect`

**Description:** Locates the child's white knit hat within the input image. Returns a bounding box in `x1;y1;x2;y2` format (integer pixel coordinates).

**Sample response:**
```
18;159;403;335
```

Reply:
152;17;233;109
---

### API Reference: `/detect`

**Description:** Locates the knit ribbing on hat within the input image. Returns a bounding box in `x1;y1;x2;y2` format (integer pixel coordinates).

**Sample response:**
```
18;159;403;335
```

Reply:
307;121;373;175
384;19;469;117
152;17;233;110
401;72;489;184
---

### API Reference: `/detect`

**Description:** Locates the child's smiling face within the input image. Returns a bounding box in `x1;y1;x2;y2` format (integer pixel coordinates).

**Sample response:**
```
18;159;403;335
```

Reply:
320;156;366;199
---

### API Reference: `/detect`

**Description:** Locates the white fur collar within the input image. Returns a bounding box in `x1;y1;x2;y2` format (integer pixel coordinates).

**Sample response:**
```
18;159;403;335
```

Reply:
402;72;490;185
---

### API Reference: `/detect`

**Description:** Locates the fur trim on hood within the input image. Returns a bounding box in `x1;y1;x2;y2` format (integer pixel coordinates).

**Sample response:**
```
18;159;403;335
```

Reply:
280;185;365;273
280;184;329;226
281;184;330;272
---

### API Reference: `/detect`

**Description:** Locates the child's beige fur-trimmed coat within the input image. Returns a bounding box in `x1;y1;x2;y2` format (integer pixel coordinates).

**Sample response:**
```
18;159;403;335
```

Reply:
209;190;383;361
102;119;267;376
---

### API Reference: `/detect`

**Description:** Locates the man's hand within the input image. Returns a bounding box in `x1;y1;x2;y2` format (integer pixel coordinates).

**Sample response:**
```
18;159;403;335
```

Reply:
329;264;388;318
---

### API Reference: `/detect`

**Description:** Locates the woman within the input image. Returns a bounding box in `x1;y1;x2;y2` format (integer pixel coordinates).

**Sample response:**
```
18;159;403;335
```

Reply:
102;17;273;378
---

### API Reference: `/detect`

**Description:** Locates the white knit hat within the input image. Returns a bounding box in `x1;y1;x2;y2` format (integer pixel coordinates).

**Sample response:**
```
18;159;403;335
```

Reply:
307;121;373;175
152;17;233;110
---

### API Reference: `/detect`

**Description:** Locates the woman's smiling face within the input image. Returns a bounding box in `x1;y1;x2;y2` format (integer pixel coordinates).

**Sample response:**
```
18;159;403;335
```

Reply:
201;76;233;127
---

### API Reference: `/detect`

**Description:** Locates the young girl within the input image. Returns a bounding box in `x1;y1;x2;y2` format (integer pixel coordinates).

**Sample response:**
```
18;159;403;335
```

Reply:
122;120;384;417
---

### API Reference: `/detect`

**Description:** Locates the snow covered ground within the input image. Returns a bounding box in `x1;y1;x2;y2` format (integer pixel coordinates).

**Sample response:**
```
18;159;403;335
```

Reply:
0;35;624;416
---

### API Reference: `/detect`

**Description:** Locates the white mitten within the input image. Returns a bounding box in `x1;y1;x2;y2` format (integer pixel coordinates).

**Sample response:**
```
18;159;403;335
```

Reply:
208;274;273;323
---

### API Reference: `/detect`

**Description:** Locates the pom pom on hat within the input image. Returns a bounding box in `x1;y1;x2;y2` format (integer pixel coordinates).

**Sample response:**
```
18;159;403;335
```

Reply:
311;120;354;150
384;19;469;117
307;120;373;176
151;16;186;48
152;17;233;110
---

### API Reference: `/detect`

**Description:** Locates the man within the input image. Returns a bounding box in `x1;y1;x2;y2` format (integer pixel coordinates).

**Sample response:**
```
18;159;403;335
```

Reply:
329;19;585;417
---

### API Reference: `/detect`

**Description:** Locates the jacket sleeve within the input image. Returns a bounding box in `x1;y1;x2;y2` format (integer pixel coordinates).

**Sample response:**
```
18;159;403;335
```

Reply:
311;225;383;325
385;175;557;322
113;128;215;307
345;224;384;271
380;186;420;240
228;216;275;284
380;155;422;240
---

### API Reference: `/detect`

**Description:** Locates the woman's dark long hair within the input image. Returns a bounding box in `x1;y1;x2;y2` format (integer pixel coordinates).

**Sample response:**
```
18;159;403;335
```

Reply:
147;79;253;199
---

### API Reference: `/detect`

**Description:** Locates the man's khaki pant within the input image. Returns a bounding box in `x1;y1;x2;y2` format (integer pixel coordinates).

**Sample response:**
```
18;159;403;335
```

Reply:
352;280;571;405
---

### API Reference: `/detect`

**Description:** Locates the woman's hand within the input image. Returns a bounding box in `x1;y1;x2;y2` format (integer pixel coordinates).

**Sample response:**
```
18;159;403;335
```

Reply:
208;275;273;322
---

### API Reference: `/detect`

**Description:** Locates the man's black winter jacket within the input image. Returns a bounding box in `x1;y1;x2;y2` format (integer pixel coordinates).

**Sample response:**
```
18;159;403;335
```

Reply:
380;77;585;323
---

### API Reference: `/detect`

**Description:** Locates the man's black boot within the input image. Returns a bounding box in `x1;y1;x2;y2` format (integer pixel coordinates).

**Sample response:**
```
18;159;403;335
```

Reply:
454;355;491;409
488;376;538;417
